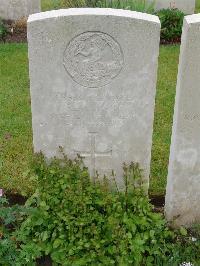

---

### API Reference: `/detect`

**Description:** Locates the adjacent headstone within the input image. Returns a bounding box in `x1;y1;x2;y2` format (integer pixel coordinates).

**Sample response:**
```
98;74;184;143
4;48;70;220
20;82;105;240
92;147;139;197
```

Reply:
165;14;200;226
0;0;41;20
28;8;160;188
148;0;195;14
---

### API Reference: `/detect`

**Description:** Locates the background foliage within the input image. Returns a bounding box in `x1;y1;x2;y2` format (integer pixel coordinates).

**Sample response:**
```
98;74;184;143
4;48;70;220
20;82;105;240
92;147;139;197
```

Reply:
42;0;155;13
156;8;184;43
0;19;8;41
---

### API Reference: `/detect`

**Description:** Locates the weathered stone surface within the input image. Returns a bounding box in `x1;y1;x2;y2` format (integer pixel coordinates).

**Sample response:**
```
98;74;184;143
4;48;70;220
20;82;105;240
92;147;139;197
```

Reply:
148;0;195;14
165;14;200;226
0;0;41;20
28;8;160;188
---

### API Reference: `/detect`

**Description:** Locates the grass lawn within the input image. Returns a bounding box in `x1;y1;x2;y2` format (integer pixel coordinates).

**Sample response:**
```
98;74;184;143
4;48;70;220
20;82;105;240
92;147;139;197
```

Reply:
0;44;33;195
196;0;200;13
0;43;180;196
150;45;179;194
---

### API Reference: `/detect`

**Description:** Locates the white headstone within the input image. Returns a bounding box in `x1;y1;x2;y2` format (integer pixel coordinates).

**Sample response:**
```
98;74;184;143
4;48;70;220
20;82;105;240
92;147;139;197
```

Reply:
0;0;41;20
148;0;195;14
28;8;160;188
165;14;200;226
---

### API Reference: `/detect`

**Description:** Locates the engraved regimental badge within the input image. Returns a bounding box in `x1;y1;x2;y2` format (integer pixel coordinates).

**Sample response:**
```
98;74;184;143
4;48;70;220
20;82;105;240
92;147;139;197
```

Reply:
63;32;124;88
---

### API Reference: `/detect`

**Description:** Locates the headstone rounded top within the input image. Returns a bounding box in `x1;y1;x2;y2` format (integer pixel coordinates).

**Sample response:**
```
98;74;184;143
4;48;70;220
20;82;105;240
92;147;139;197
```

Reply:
185;13;200;24
63;31;124;88
28;8;160;25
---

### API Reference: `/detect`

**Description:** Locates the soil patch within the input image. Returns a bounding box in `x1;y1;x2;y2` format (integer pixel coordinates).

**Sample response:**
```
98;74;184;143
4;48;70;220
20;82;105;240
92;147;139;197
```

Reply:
1;19;27;43
5;192;27;206
160;37;181;45
150;194;165;213
36;256;53;266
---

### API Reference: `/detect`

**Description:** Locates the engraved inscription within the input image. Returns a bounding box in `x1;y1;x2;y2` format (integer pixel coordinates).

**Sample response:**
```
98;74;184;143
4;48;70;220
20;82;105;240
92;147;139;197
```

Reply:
63;32;124;88
184;113;200;121
74;132;112;176
51;91;137;128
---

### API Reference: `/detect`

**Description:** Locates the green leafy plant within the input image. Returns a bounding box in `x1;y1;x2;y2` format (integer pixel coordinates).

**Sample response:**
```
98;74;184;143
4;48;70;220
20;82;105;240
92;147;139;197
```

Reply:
156;8;185;44
0;153;199;265
0;19;8;42
0;196;29;265
15;153;199;265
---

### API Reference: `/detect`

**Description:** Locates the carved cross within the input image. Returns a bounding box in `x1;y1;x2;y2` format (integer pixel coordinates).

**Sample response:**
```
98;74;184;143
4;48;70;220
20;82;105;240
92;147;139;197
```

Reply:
74;132;112;177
